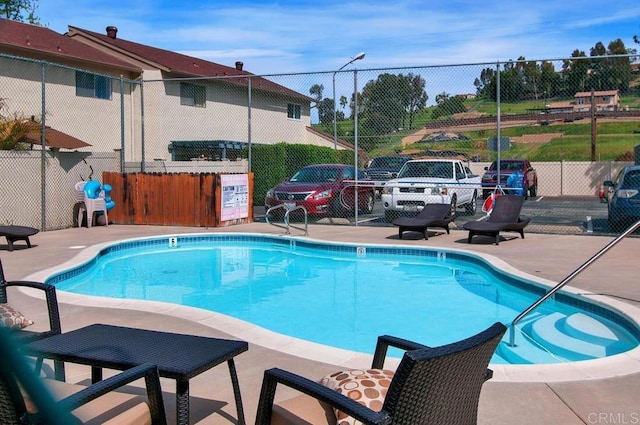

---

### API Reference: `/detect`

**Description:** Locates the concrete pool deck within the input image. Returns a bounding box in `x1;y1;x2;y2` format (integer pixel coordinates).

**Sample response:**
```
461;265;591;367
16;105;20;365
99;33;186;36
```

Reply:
2;222;640;424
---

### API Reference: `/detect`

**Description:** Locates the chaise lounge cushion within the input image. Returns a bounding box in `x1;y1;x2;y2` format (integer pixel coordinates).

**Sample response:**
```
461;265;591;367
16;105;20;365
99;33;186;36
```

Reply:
0;303;34;329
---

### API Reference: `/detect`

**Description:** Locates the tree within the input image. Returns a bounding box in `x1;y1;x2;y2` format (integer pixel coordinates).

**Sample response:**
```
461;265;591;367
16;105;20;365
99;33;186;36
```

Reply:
431;94;466;119
539;61;561;101
474;67;496;98
359;73;428;135
405;73;428;129
561;49;589;95
0;0;40;24
309;84;323;108
309;83;336;126
435;92;450;104
339;95;348;110
603;38;633;93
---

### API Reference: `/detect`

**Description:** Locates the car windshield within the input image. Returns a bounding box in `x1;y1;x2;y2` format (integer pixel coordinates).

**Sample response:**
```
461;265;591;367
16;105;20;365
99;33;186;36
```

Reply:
489;160;524;172
290;167;341;183
369;157;407;170
397;161;453;179
622;170;640;188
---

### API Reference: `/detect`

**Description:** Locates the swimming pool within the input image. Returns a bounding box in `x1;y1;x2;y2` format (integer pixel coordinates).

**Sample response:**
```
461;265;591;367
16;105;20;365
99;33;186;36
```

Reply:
45;233;640;368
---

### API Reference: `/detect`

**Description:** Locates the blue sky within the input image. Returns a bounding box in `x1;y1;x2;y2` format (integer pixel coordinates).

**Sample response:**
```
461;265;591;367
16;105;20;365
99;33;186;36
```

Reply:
39;0;640;75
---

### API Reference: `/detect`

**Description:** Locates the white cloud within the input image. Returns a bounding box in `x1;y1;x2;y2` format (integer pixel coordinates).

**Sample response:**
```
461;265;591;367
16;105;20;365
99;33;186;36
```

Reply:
37;0;640;76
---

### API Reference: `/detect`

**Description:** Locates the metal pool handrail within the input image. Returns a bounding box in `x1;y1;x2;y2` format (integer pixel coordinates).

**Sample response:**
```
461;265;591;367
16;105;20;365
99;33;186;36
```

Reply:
508;219;640;347
265;204;309;236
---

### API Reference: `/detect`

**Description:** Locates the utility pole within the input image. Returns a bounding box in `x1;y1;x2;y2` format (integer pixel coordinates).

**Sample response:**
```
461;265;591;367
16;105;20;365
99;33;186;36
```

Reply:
590;88;597;162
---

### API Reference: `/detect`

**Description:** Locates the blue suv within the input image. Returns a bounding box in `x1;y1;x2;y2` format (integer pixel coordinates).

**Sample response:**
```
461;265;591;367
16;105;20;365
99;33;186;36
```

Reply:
603;165;640;232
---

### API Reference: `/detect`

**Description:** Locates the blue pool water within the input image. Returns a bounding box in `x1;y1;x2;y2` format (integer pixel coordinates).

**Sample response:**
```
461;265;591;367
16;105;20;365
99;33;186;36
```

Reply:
48;234;640;364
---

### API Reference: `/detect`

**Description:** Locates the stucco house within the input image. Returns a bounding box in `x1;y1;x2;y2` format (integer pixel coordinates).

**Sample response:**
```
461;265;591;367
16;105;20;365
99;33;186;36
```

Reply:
574;90;620;112
0;18;140;151
544;90;620;115
0;19;345;163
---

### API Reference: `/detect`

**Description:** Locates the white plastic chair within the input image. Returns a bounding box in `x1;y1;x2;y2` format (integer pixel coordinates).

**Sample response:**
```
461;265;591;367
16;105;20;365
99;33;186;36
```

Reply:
75;182;108;228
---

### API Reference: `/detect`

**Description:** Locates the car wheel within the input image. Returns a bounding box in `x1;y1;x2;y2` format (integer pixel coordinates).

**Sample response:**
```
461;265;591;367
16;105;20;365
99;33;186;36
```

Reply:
449;195;457;219
529;185;537;197
361;192;374;214
464;191;478;215
331;198;345;217
523;184;529;200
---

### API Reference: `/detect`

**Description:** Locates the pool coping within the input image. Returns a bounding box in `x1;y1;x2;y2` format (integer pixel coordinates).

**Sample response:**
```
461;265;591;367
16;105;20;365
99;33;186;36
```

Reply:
22;231;640;383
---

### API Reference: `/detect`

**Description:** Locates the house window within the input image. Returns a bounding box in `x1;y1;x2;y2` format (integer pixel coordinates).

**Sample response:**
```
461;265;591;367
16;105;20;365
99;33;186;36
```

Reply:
287;103;301;120
180;83;206;107
75;71;112;100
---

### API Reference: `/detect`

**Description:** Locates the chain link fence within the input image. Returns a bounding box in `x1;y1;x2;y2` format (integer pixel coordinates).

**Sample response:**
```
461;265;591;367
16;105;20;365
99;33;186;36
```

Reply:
1;52;638;234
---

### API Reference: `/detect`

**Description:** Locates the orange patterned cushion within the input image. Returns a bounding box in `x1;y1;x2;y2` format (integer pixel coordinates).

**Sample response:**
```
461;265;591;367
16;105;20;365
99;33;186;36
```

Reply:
0;303;34;329
320;369;394;425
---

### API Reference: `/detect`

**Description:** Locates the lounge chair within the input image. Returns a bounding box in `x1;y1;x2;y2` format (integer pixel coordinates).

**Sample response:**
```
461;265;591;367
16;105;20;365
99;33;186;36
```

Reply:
0;326;167;425
392;203;454;240
1;258;64;378
463;194;531;245
255;322;506;425
0;225;39;251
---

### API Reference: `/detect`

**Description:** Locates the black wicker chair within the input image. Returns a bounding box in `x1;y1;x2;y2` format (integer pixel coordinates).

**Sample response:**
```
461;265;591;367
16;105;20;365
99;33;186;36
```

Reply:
0;326;167;425
463;194;531;245
255;322;506;425
392;203;455;240
1;258;64;379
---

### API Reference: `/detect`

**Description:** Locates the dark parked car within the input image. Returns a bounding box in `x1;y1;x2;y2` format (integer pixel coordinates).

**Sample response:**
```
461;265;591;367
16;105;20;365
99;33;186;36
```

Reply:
365;156;411;195
264;164;375;217
481;159;538;199
603;165;640;232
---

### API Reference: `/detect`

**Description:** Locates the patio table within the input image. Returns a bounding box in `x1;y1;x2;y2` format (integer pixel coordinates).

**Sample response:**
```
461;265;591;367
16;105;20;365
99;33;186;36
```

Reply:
23;323;248;425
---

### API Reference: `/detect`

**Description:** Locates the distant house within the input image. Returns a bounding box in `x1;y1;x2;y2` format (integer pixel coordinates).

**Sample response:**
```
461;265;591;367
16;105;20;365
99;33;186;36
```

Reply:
544;90;620;115
0;19;344;162
0;18;140;151
545;101;575;114
574;90;620;112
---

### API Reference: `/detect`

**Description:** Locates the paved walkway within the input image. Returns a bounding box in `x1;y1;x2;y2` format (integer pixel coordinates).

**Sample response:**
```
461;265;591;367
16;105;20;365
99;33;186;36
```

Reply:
2;223;640;424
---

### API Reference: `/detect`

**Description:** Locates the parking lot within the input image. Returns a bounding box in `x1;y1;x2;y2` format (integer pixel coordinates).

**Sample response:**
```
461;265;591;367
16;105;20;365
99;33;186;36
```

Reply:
258;195;615;236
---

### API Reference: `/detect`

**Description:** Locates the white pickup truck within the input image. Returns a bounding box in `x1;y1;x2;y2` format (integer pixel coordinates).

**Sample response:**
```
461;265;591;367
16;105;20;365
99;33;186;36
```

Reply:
381;158;481;222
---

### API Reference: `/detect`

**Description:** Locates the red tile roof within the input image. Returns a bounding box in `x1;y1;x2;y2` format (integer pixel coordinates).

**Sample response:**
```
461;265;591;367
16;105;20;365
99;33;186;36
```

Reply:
68;26;310;101
0;18;140;72
574;90;619;98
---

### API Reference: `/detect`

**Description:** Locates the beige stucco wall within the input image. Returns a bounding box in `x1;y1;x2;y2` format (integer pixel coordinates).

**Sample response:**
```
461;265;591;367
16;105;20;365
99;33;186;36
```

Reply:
0;56;136;155
140;74;319;160
1;57;322;164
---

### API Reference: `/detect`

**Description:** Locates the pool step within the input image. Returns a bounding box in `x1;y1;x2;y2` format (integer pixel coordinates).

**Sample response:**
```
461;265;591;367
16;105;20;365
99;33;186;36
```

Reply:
497;313;561;364
530;312;606;360
499;312;633;364
563;312;625;345
496;332;561;364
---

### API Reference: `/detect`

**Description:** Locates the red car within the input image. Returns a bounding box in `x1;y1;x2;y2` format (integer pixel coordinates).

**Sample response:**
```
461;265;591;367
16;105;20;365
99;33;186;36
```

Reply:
264;164;375;217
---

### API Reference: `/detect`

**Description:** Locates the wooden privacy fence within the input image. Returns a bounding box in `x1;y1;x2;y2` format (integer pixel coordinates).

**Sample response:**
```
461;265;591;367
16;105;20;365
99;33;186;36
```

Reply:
103;172;254;227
